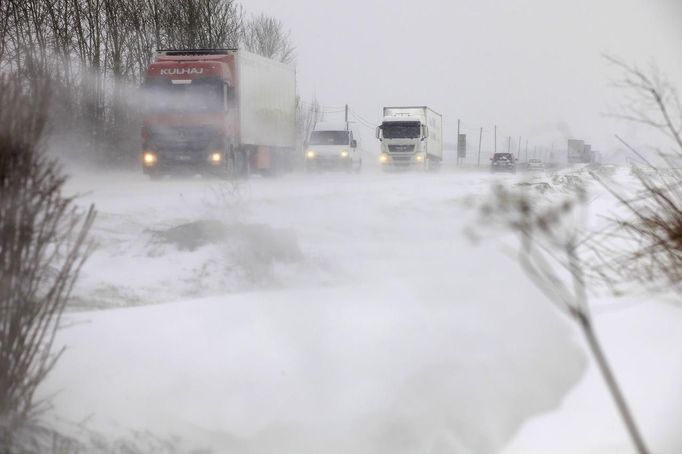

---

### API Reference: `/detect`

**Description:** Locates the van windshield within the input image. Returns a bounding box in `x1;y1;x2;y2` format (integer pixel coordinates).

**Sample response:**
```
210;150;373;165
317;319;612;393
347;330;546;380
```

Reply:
309;130;350;145
382;122;420;139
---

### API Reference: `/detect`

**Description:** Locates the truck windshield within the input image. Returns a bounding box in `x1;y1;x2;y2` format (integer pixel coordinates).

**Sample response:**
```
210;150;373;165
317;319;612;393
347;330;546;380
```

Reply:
382;122;420;139
142;78;225;113
309;130;349;145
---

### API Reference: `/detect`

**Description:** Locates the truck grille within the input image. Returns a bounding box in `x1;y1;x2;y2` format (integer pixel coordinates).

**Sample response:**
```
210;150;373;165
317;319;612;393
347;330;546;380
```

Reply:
388;145;415;153
150;126;218;160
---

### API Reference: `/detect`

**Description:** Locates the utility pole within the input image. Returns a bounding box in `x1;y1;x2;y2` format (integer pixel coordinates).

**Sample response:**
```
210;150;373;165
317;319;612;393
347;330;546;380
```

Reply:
507;136;511;153
457;119;461;166
477;127;483;168
344;104;348;130
525;139;528;162
517;136;522;160
494;125;497;154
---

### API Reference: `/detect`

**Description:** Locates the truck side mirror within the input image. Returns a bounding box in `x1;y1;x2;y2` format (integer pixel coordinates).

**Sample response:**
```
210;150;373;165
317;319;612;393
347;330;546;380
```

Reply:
350;139;357;148
421;125;429;141
375;126;382;141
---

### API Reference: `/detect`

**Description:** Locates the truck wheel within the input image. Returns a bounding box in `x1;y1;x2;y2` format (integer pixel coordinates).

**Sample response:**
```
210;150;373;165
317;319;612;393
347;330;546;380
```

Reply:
225;149;236;178
234;149;250;178
243;150;252;178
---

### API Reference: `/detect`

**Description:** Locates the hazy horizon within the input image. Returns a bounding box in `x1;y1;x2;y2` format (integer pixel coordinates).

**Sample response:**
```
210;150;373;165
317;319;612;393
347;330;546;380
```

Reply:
244;0;682;158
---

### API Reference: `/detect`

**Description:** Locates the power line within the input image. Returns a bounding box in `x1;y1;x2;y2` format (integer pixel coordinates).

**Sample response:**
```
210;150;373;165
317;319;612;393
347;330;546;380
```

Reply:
351;120;378;131
349;109;378;128
298;99;345;109
351;117;377;131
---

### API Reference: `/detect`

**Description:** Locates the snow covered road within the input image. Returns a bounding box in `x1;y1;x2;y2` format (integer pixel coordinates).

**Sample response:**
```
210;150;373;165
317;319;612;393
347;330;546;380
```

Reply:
38;167;680;453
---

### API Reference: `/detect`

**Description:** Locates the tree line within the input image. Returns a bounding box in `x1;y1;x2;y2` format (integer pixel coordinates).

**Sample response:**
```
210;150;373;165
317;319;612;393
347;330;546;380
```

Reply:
0;0;296;166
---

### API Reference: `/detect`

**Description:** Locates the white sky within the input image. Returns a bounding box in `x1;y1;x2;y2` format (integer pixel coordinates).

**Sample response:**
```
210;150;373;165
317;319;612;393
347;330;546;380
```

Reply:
243;0;682;156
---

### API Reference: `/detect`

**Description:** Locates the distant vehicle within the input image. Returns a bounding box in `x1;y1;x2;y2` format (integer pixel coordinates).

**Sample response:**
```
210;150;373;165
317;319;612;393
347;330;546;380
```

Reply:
490;152;517;173
527;158;545;171
567;139;585;164
376;106;442;170
305;123;361;172
140;49;296;179
567;138;597;164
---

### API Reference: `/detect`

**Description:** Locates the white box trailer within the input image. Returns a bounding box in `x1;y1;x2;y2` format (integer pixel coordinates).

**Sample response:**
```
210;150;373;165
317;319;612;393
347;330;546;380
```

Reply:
237;50;296;148
377;106;443;169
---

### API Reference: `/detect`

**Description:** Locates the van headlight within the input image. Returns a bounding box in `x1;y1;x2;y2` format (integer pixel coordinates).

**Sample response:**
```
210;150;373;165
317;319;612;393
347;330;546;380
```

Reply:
142;151;157;166
340;150;349;158
306;150;316;159
209;152;222;163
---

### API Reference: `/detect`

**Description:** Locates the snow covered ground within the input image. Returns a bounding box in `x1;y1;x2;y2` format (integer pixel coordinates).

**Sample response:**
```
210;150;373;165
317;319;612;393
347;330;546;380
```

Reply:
38;165;681;453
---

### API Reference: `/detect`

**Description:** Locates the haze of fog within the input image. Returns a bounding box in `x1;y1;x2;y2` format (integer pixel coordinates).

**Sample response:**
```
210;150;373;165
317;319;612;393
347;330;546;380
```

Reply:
1;0;680;452
244;0;682;156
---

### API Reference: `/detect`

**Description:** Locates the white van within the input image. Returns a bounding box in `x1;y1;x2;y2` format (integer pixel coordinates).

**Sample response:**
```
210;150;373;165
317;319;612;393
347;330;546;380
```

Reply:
305;123;362;172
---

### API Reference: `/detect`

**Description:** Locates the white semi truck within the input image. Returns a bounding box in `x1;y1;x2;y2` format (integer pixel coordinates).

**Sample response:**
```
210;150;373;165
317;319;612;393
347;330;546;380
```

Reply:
376;106;443;170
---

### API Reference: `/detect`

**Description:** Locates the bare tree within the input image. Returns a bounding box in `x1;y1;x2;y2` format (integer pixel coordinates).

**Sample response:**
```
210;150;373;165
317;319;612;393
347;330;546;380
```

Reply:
0;0;12;65
297;96;322;153
589;57;682;296
241;13;295;63
605;56;682;153
0;0;257;165
0;75;95;447
161;0;242;50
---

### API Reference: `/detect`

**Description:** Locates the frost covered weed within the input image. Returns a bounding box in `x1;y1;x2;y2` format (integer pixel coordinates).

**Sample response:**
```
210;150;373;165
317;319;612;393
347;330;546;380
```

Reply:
203;178;250;221
478;183;585;247
475;180;651;454
590;165;682;295
590;56;682;298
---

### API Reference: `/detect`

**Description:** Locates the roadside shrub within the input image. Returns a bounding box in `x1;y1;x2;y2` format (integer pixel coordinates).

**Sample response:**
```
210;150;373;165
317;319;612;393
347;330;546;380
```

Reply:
0;74;95;449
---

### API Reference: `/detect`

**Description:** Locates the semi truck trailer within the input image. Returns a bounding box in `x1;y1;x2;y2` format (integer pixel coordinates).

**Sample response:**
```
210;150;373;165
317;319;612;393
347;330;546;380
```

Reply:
376;106;443;170
140;49;296;179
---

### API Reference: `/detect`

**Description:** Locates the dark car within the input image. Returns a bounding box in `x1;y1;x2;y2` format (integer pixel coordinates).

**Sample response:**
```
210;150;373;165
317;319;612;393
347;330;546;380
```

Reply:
490;153;517;173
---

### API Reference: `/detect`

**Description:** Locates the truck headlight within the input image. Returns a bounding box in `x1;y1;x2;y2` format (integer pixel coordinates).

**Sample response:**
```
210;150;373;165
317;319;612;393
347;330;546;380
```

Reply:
379;153;389;163
306;150;316;159
143;151;157;165
340;150;349;158
415;154;424;162
209;152;222;163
